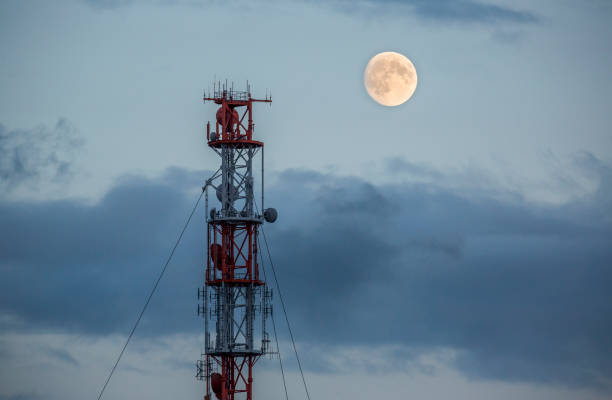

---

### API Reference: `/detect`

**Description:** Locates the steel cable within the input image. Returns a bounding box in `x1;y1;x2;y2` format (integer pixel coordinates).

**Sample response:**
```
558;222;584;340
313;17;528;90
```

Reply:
258;241;289;400
96;190;204;400
259;225;312;400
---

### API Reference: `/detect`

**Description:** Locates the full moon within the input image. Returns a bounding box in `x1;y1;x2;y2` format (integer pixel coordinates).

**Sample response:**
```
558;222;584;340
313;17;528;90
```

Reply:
364;51;418;107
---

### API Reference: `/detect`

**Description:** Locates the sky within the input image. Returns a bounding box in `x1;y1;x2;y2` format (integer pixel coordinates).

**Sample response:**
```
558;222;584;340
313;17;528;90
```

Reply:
0;1;611;399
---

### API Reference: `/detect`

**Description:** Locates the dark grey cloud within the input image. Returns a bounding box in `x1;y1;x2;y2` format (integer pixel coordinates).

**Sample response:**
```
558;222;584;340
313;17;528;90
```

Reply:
406;0;537;23
0;395;43;400
1;158;611;389
262;159;612;389
82;0;537;25
83;0;134;9
0;167;208;336
0;119;83;191
321;0;537;24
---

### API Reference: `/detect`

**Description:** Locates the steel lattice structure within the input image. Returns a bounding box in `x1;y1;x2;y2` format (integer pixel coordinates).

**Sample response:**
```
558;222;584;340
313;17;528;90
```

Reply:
197;83;276;400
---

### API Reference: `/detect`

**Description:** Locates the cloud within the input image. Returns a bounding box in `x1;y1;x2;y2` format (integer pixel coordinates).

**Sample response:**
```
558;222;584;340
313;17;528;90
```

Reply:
1;158;611;389
319;0;537;24
406;0;537;23
81;0;537;25
265;164;612;389
0;119;83;192
43;346;80;367
0;167;208;336
0;395;43;400
83;0;134;9
0;332;199;400
256;159;612;389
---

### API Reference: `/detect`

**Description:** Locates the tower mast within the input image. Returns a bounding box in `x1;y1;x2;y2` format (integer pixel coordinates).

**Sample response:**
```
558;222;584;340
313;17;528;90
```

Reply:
197;82;276;400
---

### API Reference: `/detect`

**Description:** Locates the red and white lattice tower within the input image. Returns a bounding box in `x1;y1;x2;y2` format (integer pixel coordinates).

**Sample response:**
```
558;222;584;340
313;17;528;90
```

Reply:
197;82;277;400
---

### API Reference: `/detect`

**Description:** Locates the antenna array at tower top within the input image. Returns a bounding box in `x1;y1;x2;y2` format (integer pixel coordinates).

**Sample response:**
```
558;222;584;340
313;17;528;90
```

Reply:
204;80;272;103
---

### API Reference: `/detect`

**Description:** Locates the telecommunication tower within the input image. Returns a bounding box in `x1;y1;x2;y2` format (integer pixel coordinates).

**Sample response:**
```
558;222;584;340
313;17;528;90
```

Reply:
197;82;277;400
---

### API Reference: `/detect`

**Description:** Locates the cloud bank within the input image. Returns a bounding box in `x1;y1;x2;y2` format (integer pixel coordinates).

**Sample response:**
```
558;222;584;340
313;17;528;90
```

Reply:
1;158;610;390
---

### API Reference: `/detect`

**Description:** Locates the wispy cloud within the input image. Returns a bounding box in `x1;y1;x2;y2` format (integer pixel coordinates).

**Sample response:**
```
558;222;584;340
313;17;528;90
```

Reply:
43;346;80;367
0;119;83;193
313;0;537;24
81;0;538;25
